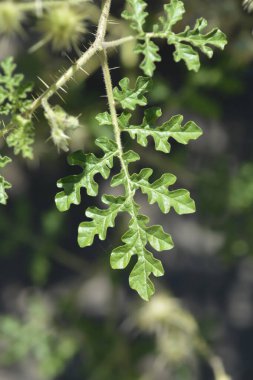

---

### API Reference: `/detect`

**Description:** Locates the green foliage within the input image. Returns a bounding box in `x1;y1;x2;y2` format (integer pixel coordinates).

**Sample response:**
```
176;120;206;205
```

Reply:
55;137;118;212
0;57;32;116
56;76;200;300
0;155;11;205
229;163;253;211
6;115;35;159
124;0;227;75
135;39;161;77
0;57;35;159
0;297;77;380
0;0;227;300
113;76;151;110
169;18;228;72
123;106;202;153
122;0;148;34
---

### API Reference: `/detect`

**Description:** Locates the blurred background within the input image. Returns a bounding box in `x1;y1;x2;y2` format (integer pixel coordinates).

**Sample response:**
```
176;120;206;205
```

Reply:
0;0;253;379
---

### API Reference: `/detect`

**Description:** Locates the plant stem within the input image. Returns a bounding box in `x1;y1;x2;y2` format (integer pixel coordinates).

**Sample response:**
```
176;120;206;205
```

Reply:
101;51;132;197
0;0;168;139
29;0;112;116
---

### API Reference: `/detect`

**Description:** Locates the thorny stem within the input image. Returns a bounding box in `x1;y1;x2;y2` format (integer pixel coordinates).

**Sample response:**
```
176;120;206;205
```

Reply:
0;0;170;139
30;0;112;115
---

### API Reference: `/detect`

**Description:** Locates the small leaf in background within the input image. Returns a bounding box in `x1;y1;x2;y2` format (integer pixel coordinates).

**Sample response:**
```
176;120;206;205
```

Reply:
6;116;34;160
0;57;33;116
0;155;12;205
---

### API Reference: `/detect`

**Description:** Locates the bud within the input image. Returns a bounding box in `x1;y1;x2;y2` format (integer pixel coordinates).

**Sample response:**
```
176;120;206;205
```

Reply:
38;5;86;51
0;2;24;36
43;102;80;152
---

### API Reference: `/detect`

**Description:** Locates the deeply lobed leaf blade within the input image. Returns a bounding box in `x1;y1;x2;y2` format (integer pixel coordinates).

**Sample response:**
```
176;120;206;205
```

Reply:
55;137;118;212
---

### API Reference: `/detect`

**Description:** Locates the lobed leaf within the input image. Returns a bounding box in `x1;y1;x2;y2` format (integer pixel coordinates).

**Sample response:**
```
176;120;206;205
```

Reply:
111;212;173;301
123;107;203;153
168;18;227;72
113;76;151;111
78;195;126;247
135;39;161;77
156;0;185;32
55;137;118;212
130;168;195;215
122;0;148;34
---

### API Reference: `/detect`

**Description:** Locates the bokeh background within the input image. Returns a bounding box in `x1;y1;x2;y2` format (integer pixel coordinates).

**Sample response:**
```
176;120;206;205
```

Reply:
0;0;253;379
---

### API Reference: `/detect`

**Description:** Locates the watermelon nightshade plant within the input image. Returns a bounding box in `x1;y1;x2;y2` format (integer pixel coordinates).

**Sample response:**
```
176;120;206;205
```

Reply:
0;0;227;300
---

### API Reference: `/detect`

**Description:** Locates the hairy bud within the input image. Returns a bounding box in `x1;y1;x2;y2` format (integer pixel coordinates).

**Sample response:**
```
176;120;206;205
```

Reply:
38;5;87;51
0;2;24;36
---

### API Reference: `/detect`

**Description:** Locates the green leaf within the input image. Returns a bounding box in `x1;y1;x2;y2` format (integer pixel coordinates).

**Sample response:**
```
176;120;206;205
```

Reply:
6;115;34;159
78;195;126;247
96;111;131;129
168;18;227;72
111;213;172;301
123;107;203;153
0;155;11;169
122;0;148;34
55;137;118;212
55;71;204;301
113;76;151;110
131;168;196;214
157;0;185;31
135;39;161;77
0;155;12;205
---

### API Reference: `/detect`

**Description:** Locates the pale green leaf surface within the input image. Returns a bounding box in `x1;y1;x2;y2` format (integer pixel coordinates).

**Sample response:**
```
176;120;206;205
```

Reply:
111;213;170;301
131;168;195;214
135;39;161;77
55;137;118;212
157;0;185;31
122;0;148;34
124;108;203;153
168;17;227;71
113;76;151;110
78;195;126;247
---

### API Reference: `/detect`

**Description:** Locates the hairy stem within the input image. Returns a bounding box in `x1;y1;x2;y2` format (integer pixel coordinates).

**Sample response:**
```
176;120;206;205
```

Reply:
29;0;112;115
101;51;132;197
